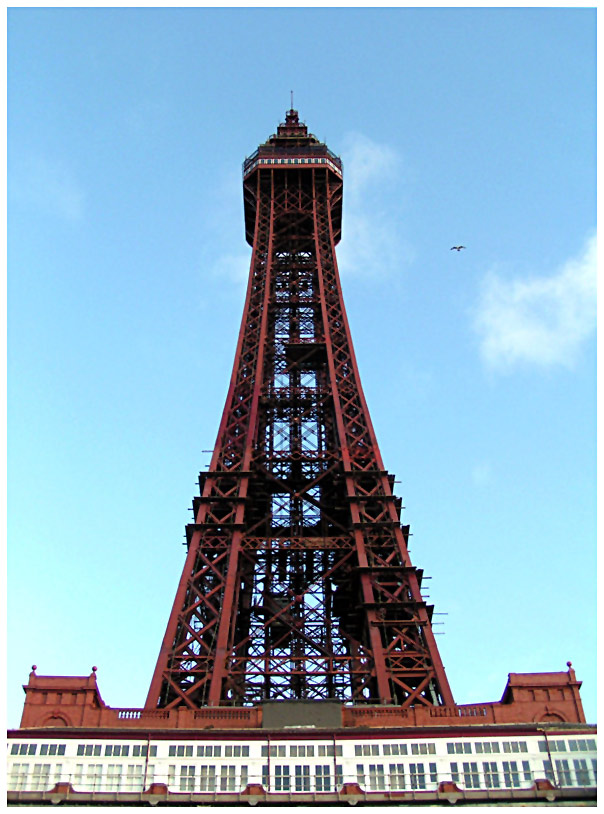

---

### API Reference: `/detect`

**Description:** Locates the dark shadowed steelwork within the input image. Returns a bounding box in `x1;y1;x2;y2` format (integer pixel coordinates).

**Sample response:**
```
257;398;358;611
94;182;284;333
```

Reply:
146;110;455;710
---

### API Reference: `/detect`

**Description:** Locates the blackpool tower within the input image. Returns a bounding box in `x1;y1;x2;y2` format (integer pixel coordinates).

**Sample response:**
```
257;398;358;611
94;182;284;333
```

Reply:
9;110;593;807
146;107;454;711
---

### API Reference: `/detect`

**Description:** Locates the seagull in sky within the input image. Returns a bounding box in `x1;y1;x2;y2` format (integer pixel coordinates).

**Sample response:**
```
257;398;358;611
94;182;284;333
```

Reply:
450;245;466;251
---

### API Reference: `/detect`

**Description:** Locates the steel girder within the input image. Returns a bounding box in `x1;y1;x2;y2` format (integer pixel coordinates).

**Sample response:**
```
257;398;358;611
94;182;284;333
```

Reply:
146;116;454;711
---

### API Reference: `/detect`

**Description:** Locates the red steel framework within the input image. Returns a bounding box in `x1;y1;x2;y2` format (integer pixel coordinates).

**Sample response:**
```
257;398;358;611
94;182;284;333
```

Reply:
146;109;455;711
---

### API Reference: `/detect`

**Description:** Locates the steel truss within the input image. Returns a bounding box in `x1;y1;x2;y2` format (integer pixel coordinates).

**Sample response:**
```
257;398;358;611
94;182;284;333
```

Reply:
146;111;454;711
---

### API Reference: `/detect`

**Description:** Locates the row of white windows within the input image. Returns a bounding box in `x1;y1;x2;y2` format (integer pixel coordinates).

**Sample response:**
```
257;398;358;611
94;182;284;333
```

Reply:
8;737;598;760
8;764;247;793
8;759;597;793
355;759;597;791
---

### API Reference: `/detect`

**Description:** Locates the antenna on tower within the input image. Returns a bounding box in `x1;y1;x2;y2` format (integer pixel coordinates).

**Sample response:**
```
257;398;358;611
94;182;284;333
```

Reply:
290;90;294;110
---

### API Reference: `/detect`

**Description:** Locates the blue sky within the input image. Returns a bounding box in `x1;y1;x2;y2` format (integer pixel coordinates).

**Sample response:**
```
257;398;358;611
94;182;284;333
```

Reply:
7;7;596;727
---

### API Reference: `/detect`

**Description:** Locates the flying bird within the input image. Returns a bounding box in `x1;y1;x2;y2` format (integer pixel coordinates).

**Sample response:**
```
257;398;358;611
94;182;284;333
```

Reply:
450;245;466;251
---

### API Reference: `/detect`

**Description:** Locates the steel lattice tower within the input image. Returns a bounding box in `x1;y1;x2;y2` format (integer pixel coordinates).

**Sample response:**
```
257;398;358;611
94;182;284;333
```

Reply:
146;110;454;711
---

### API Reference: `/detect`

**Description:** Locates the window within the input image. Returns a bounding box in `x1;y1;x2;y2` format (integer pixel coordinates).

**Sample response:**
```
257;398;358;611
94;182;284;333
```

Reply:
261;745;286;757
462;762;480;789
574;759;590;786
368;765;385;790
107;764;122;791
522;760;532;783
357;744;379;757
409;763;426;790
197;745;221;757
389;764;405;790
105;744;129;757
39;743;66;756
167;765;176;787
11;743;37;756
179;765;195;792
295;765;311;791
262;765;269;789
132;745;157;757
74;764;84;788
225;744;248;757
356;764;365;788
125;765;143;791
556;759;572;786
335;765;343;788
34;765;55;794
86;764;103;791
8;763;29;791
411;743;435;755
429;762;438;784
77;744;102;757
502;741;528;754
483;761;500;788
450;762;459;783
274;765;290;791
503;761;520;788
318;744;342;756
290;745;314;757
383;743;407;756
543;760;555;783
316;764;331;791
199;765;216;791
570;739;596;753
220;765;237;792
475;741;500;754
545;739;565;753
447;742;472;755
168;745;193;757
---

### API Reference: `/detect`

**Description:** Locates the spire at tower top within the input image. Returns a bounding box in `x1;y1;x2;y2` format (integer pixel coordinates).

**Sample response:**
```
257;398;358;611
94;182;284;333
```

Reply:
277;106;308;138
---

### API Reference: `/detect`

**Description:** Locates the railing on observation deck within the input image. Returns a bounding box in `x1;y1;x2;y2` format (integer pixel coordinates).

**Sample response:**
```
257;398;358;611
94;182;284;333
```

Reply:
243;145;342;177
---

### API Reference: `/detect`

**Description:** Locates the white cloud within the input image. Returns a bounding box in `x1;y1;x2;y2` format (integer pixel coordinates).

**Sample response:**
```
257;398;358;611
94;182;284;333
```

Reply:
10;154;85;221
201;133;411;291
337;133;414;277
341;133;399;204
198;167;251;294
474;235;597;371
